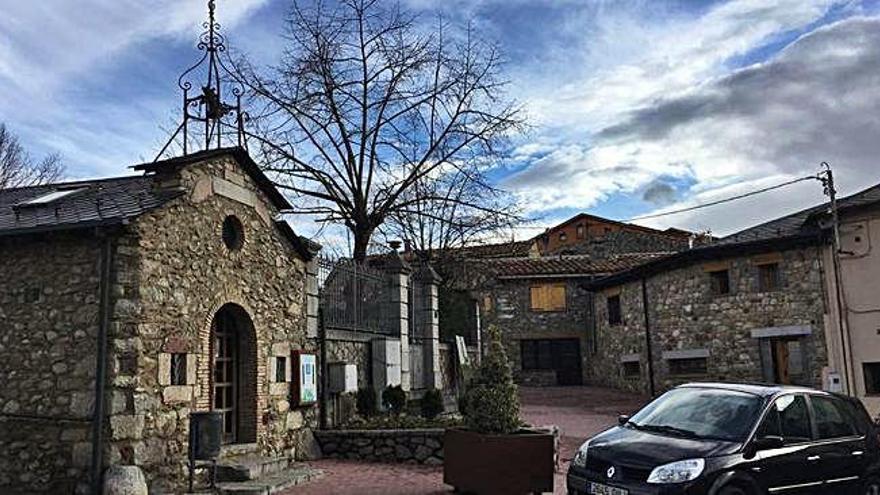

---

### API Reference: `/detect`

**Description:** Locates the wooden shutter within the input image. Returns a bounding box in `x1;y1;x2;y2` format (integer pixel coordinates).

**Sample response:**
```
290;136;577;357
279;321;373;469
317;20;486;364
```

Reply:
549;284;566;311
530;286;545;310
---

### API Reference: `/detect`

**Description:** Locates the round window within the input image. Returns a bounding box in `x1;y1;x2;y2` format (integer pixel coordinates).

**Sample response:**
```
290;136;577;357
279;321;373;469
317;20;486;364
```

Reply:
222;215;244;250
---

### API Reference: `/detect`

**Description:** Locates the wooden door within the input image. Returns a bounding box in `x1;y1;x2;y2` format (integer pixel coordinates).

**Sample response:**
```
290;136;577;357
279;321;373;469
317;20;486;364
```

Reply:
213;314;238;444
772;340;791;385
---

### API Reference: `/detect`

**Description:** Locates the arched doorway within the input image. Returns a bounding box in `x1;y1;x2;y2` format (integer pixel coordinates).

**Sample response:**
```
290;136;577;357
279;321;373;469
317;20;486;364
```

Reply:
210;304;257;444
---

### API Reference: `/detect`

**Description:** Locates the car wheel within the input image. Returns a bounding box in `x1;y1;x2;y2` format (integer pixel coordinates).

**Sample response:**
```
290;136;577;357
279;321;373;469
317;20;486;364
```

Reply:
864;477;880;495
718;484;750;495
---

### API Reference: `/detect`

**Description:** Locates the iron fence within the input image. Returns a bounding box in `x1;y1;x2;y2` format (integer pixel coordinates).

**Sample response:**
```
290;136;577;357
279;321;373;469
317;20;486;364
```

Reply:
317;256;392;335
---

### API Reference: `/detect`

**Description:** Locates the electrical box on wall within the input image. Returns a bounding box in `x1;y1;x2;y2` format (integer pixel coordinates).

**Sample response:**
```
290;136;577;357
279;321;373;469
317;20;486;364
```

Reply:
292;351;318;406
328;363;358;394
823;368;843;393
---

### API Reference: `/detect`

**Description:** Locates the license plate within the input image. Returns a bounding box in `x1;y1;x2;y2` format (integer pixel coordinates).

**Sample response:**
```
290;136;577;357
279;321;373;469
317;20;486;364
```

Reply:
588;481;628;495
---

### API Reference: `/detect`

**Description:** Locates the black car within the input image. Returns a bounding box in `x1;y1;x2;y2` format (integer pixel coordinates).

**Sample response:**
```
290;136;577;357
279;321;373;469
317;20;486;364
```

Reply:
567;382;880;495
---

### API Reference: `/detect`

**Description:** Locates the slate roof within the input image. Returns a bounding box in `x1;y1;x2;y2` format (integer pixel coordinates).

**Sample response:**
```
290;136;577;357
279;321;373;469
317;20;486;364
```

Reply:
0;148;320;260
0;175;182;237
719;182;880;245
467;252;673;279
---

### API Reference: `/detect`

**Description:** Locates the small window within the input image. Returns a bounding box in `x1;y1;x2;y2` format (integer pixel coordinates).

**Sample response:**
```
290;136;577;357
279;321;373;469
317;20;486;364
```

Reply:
530;284;566;312
576;224;585;239
622;361;640;379
812;395;856;439
275;356;287;383
864;363;880;395
559;232;567;242
170;353;187;386
607;294;622;326
758;263;780;292
709;269;731;295
668;357;708;376
222;215;245;250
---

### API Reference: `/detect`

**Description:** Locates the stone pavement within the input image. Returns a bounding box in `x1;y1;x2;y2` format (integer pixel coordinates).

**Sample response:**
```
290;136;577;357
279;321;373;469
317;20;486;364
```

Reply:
285;386;647;495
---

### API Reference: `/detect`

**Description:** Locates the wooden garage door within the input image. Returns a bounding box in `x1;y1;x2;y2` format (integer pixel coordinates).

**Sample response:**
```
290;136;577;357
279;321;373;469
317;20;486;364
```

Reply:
521;339;583;385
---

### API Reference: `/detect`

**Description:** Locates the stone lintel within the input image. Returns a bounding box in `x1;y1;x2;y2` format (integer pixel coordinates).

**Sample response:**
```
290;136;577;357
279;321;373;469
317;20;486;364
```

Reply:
662;348;710;360
750;325;812;339
212;177;256;207
620;353;641;363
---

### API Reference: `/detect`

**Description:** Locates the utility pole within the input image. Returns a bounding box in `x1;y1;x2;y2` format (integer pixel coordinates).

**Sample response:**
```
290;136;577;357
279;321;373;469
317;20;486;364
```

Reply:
821;162;853;395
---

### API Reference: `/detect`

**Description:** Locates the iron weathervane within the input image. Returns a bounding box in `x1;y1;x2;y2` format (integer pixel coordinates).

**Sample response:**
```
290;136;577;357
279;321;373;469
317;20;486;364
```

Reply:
156;0;248;160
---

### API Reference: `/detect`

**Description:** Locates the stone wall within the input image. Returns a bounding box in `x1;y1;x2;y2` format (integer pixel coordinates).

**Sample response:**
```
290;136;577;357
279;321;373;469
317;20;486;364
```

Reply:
0;232;103;493
313;429;443;465
591;247;828;395
478;277;591;385
105;155;316;492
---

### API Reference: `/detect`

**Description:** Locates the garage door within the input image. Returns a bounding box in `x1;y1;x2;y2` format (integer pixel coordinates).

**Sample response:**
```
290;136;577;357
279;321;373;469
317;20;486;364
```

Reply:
521;339;583;385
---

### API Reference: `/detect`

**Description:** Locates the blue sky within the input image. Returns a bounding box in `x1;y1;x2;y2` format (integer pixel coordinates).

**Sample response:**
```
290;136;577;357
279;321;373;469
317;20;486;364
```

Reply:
2;0;880;247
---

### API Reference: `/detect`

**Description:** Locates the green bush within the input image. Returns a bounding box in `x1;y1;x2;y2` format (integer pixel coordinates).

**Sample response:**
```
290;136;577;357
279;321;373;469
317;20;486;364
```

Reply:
462;325;521;434
382;385;406;414
421;388;444;419
356;388;377;417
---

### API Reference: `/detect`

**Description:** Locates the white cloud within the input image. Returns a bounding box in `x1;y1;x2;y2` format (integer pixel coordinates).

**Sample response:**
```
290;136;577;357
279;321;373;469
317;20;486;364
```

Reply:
503;1;880;236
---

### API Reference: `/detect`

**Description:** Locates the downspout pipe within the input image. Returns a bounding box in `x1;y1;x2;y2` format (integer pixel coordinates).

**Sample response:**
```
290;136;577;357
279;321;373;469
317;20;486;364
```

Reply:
90;230;114;495
641;278;656;398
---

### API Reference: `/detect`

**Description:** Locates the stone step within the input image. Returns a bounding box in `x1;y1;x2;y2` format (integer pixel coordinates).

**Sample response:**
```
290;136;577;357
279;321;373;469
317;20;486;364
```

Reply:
215;455;294;482
216;465;321;495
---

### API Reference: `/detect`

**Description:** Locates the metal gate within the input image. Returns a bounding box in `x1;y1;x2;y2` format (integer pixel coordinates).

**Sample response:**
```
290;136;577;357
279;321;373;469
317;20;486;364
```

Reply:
317;257;391;334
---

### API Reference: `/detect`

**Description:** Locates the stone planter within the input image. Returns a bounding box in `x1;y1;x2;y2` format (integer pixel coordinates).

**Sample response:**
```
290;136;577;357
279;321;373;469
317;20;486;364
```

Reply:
443;427;555;495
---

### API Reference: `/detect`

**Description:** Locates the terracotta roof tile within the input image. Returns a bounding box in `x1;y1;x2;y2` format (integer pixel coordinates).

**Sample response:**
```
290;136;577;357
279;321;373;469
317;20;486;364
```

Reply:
466;252;672;278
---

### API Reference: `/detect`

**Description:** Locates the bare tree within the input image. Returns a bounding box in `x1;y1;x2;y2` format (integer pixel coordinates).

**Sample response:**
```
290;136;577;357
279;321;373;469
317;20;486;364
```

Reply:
380;162;522;261
237;0;523;260
0;124;63;189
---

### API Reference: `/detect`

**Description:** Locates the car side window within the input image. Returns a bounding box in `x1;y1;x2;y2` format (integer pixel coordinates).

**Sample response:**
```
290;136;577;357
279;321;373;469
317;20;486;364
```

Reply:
756;407;782;438
811;395;857;439
771;395;812;444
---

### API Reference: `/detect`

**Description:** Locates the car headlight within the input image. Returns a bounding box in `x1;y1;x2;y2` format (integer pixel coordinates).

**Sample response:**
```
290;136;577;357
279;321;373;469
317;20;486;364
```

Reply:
571;440;591;468
647;458;705;484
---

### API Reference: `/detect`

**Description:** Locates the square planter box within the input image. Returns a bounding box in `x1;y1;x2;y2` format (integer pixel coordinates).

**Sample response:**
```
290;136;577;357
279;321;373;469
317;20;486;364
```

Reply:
443;427;554;495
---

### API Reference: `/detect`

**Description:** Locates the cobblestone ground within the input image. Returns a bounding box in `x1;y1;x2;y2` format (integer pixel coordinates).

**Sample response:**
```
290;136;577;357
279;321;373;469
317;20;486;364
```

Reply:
286;386;646;495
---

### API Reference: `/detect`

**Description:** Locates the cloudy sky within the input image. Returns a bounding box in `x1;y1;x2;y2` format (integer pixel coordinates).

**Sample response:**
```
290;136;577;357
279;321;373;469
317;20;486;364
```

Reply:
2;0;880;245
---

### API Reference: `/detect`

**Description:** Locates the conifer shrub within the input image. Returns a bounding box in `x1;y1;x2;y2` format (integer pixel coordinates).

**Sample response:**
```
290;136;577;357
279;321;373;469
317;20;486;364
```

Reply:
461;325;521;434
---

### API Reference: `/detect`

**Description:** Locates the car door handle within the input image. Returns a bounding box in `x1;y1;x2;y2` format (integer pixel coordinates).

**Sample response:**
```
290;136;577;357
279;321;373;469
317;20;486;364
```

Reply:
807;455;821;461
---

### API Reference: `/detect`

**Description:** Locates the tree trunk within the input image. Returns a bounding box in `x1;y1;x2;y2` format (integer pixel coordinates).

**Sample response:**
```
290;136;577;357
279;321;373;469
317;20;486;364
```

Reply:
352;225;374;262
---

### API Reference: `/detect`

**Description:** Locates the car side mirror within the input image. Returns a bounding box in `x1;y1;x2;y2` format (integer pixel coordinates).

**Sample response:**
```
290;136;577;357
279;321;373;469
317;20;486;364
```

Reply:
745;435;784;459
618;414;630;426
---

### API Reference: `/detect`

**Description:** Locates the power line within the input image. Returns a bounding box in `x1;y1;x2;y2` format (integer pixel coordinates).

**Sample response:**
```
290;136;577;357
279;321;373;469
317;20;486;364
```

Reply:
625;174;821;222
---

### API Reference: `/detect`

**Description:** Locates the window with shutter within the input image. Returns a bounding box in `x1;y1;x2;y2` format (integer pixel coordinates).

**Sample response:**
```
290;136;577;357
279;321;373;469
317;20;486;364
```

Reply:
530;284;566;312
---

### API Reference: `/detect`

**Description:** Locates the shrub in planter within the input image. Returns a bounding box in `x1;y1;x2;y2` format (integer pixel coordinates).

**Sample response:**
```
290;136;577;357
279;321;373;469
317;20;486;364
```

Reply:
356;388;377;417
382;385;406;414
445;325;555;495
421;388;444;420
461;326;520;434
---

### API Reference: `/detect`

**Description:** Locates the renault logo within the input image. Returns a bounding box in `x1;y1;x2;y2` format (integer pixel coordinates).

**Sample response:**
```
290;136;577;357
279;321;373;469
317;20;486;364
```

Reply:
607;466;615;479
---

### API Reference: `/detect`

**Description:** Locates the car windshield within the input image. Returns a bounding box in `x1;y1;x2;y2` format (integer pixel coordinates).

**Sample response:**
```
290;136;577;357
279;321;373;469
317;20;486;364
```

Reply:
627;387;764;442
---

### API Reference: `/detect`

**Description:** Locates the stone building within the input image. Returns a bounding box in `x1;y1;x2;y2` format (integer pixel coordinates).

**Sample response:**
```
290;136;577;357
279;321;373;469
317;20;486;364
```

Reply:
460;253;667;386
0;148;320;493
534;212;696;255
584;190;860;395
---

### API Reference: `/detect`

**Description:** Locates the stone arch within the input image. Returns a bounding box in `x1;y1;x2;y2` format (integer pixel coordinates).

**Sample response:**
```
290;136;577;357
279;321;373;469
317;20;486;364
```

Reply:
208;303;258;444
